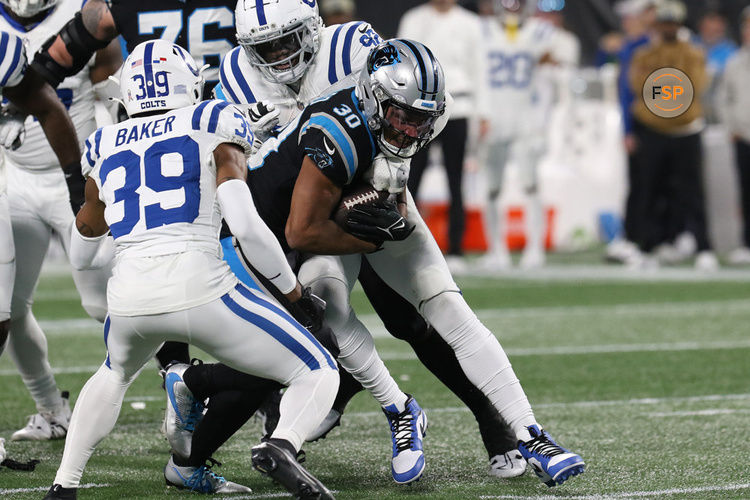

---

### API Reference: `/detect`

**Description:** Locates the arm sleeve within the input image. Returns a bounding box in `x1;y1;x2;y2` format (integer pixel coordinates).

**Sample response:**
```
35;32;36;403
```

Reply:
0;32;27;88
70;223;107;270
217;179;297;294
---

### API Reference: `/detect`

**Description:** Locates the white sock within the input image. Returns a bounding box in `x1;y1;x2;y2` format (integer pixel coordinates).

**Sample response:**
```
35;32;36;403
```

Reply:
271;367;339;451
484;192;506;256
54;364;131;488
422;292;537;441
8;310;63;413
337;312;408;411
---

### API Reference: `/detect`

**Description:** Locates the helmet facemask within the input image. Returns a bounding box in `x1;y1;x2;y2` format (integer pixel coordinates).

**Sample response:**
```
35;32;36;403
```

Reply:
237;17;319;84
376;93;441;159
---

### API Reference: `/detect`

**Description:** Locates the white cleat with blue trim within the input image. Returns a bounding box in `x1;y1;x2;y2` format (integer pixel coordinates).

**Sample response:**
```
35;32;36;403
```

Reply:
382;396;427;484
517;425;585;487
164;455;252;493
163;363;205;461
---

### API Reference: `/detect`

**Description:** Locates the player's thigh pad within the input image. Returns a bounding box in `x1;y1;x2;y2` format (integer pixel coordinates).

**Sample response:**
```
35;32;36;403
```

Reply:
365;191;459;308
189;285;337;385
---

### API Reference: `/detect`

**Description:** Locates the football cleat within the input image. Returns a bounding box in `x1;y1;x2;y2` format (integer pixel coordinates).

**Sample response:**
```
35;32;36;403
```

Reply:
305;409;342;442
488;450;527;478
11;391;71;441
382;396;427;484
43;484;77;499
163;363;205;461
517;425;585;487
251;441;334;499
164;455;252;493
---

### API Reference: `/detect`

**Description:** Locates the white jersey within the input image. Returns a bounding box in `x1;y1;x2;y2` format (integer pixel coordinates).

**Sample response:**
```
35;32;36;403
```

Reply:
0;0;95;172
481;17;557;139
84;100;254;316
217;21;381;127
0;29;26;193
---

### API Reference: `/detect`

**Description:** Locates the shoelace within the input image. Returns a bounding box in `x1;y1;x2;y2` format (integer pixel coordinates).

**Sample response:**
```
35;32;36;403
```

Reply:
524;432;564;458
183;398;205;432
185;459;226;493
388;411;415;453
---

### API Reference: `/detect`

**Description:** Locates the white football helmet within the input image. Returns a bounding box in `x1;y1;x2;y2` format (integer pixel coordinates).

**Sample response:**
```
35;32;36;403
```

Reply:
117;40;204;117
235;0;322;84
0;0;57;17
356;39;446;159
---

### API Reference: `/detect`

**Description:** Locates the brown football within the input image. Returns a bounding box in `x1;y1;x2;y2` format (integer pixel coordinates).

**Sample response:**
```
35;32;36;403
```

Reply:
332;182;389;226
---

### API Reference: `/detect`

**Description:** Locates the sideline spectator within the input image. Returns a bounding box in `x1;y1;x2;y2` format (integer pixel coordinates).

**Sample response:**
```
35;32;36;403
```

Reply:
320;0;355;26
629;0;717;270
398;0;490;272
717;7;750;265
695;9;737;123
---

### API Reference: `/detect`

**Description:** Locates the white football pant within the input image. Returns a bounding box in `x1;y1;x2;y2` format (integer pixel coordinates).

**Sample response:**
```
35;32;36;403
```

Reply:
6;163;112;414
0;191;14;352
482;137;545;258
300;191;538;441
54;282;338;488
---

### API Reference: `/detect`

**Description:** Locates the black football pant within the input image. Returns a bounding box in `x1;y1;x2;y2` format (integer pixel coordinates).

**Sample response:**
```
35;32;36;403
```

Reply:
735;139;750;247
408;118;468;256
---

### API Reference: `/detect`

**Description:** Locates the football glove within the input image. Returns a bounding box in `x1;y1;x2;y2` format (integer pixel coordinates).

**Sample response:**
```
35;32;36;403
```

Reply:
345;200;415;245
287;286;327;334
64;162;86;215
247;101;280;144
0;106;26;150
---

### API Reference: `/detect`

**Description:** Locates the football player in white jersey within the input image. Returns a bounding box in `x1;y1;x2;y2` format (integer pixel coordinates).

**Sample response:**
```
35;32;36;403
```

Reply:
0;0;123;442
0;29;82;360
44;40;338;500
478;0;558;270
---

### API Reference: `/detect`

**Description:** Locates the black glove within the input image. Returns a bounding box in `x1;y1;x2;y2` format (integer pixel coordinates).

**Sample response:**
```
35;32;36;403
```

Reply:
64;162;86;215
345;201;415;245
287;286;327;334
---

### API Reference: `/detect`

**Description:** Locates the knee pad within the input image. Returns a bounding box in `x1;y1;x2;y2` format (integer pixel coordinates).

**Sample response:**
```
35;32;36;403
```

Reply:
414;264;459;306
304;275;350;332
421;291;493;359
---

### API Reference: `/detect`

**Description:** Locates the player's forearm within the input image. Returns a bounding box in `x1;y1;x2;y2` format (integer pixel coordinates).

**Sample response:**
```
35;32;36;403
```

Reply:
218;180;298;294
285;219;377;255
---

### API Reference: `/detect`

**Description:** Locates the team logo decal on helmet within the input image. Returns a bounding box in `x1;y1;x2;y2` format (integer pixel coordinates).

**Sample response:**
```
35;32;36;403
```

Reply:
0;0;58;18
357;39;446;159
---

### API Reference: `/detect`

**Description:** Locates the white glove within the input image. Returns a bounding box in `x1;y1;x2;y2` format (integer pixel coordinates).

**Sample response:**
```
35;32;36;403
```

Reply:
363;154;410;194
0;106;26;150
247;101;280;144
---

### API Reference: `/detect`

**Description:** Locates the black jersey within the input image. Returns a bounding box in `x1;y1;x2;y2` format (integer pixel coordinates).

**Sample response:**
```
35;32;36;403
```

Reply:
247;86;379;251
109;0;236;84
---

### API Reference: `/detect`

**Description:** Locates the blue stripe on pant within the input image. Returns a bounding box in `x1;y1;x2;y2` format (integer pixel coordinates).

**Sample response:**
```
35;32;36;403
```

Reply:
220;237;261;291
220;283;336;372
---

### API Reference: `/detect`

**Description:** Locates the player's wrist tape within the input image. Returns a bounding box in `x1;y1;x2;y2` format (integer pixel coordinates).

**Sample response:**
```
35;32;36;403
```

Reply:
217;179;297;294
33;12;110;88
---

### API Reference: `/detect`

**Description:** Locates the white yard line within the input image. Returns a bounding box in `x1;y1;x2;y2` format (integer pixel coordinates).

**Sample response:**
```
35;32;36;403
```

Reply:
0;483;108;495
480;482;750;499
646;408;750;417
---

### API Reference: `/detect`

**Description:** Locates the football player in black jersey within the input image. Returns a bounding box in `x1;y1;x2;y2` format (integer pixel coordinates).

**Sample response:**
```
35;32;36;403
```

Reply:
175;40;585;489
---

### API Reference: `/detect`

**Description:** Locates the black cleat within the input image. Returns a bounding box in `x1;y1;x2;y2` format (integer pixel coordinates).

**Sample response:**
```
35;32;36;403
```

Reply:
43;484;77;499
251;442;334;499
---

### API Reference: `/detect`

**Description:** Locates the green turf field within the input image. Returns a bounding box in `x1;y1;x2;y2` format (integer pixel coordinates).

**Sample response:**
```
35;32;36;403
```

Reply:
2;263;750;499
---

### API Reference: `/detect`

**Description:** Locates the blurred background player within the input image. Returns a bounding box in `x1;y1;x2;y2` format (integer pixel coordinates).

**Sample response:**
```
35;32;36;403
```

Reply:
0;0;122;442
398;0;490;272
477;0;558;270
44;40;338;500
718;6;750;265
